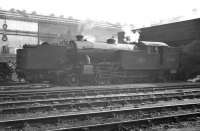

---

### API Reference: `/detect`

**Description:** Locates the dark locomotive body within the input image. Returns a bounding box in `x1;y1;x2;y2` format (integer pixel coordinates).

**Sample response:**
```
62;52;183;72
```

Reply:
16;37;180;85
16;43;77;83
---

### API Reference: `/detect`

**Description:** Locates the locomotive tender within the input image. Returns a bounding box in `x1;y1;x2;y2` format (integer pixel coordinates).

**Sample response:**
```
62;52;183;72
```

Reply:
16;35;180;85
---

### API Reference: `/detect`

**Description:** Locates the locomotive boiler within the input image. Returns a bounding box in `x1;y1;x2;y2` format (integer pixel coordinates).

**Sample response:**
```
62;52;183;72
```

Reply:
16;35;180;85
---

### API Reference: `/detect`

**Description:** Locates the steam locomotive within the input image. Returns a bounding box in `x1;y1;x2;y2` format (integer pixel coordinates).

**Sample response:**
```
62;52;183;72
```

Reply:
16;35;180;85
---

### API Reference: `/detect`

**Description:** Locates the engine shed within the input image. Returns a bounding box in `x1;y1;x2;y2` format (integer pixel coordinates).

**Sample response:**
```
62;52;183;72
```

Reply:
118;18;200;47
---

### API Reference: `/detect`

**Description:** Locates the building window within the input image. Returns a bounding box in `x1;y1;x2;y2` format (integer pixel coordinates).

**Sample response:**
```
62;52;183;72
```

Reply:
1;45;9;54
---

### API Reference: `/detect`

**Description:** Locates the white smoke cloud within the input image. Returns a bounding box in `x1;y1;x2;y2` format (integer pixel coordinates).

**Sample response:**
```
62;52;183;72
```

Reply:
122;25;140;43
78;20;95;34
83;35;96;42
77;19;96;42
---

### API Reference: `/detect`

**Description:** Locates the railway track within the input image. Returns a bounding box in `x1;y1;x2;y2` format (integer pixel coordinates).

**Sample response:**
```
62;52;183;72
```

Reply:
1;89;200;114
1;89;200;121
1;100;200;130
0;83;50;91
1;88;199;107
1;83;200;130
0;83;199;102
51;111;200;131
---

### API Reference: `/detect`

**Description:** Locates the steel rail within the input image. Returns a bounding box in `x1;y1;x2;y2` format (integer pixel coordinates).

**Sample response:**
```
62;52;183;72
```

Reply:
0;84;199;102
50;112;200;131
1;101;200;129
0;83;199;94
1;89;200;112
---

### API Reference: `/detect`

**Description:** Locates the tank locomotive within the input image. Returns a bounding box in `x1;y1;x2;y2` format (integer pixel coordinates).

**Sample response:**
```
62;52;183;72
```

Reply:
16;35;180;85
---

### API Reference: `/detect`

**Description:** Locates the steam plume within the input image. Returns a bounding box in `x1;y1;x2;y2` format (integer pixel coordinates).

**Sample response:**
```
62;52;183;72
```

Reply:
122;25;140;43
77;19;96;42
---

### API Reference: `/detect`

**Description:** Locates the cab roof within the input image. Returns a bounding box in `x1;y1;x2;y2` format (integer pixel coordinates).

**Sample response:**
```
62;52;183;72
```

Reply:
141;41;169;47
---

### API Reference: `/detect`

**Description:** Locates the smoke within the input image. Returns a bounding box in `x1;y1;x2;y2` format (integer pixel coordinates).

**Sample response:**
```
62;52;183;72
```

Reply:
77;19;96;42
83;35;96;43
121;25;140;43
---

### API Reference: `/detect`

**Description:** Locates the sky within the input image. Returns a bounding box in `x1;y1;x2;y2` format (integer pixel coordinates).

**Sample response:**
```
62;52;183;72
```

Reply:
0;0;199;27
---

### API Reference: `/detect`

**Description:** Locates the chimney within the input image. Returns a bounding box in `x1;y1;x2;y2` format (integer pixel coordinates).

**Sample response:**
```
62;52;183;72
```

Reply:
76;35;84;41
